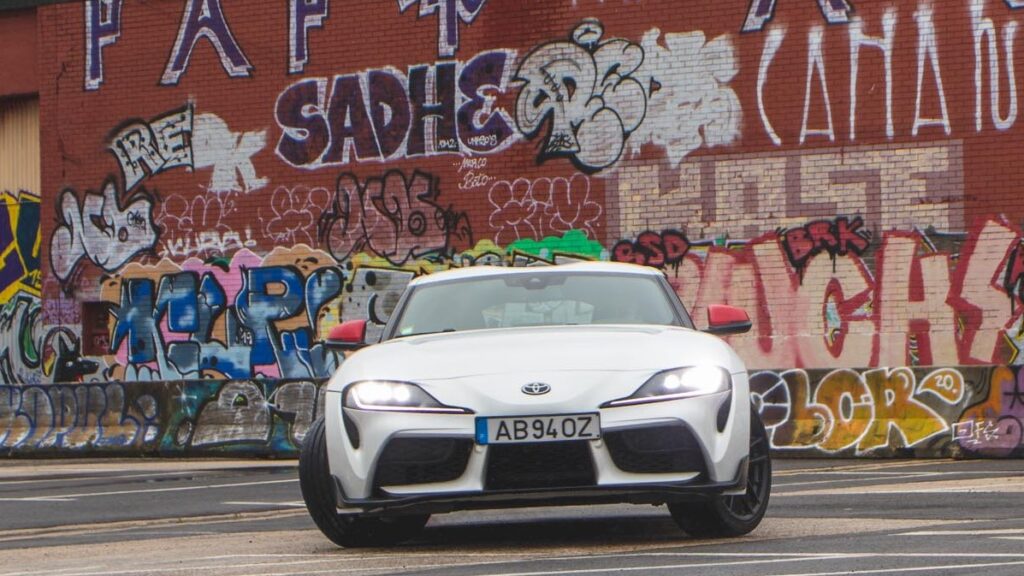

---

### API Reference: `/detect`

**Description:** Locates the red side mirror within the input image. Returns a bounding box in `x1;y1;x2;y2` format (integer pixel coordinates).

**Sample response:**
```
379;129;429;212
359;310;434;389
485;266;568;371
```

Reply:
706;304;752;336
327;320;368;350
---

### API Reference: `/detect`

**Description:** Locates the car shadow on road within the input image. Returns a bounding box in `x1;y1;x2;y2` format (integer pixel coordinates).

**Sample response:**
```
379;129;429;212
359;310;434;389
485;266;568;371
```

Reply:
405;513;692;549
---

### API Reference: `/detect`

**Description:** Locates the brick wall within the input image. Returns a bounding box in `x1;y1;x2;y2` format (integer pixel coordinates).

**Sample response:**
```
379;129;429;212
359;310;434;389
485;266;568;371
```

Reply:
2;0;1021;455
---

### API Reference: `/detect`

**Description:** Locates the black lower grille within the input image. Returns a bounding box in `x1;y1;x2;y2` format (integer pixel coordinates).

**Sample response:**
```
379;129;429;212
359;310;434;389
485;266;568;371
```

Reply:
604;424;707;475
486;441;595;490
374;437;472;487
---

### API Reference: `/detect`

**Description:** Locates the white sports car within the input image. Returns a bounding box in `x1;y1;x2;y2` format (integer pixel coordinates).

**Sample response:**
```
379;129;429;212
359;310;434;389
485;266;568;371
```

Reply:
300;262;771;546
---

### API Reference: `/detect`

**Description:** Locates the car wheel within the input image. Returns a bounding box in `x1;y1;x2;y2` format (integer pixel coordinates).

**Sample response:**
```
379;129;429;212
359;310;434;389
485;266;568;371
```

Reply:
299;417;429;547
668;406;772;538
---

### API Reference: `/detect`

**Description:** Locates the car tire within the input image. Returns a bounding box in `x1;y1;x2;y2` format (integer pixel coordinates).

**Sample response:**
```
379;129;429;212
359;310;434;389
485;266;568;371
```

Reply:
668;406;772;538
299;417;430;547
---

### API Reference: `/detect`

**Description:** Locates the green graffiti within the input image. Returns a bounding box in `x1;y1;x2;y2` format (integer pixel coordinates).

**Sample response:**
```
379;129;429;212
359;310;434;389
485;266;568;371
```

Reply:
508;230;607;260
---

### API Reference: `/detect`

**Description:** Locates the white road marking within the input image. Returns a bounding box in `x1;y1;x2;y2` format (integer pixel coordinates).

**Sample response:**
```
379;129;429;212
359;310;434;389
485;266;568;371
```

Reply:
899;528;1024;536
773;460;965;476
0;569;106;576
772;470;1020;488
0;478;296;502
0;509;308;544
765;560;1024;576
0;558;377;576
0;471;204;486
772;475;1024;497
474;555;858;576
222;500;306;508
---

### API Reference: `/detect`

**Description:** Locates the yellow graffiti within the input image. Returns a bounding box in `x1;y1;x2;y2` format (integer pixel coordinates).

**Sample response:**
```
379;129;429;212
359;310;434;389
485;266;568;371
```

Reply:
857;368;948;452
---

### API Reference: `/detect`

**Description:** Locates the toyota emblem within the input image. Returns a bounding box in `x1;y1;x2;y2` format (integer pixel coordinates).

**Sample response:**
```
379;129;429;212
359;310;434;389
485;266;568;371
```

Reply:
521;382;551;396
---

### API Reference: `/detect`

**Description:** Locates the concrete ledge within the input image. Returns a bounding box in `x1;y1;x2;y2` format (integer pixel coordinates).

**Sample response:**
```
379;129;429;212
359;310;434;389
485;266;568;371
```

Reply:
1;366;1021;457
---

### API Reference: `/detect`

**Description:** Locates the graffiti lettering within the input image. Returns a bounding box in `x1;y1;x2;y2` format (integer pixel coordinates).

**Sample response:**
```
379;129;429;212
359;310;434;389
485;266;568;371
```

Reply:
398;0;488;58
275;49;516;168
612;230;691;269
50;179;158;283
84;0;122;91
752;367;958;454
514;20;648;173
161;0;253;85
781;216;871;271
0;191;41;298
289;0;329;74
319;170;472;265
0;383;157;450
109;106;194;191
742;0;854;32
487;174;602;245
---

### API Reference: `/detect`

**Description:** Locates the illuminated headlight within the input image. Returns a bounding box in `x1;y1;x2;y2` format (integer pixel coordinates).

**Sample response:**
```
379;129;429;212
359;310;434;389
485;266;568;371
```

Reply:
603;366;732;407
343;381;471;414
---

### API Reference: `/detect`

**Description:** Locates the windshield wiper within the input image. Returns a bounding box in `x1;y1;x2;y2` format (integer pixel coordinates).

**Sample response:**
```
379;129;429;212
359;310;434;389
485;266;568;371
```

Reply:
395;328;457;339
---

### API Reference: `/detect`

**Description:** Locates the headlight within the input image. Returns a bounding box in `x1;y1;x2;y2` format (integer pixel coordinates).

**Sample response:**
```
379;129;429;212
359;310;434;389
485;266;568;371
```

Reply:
343;381;471;414
603;366;731;407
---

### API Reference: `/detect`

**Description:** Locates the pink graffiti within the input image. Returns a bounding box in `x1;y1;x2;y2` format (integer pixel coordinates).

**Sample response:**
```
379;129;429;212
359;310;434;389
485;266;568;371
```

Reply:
656;218;1024;369
487;174;602;245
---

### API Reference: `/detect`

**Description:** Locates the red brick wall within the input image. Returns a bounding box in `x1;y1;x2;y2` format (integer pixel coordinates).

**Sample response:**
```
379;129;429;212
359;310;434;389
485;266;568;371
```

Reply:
0;9;38;97
31;0;1024;383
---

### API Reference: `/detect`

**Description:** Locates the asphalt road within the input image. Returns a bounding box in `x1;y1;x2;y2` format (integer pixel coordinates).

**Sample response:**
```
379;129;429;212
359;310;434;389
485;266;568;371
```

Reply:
0;458;1022;575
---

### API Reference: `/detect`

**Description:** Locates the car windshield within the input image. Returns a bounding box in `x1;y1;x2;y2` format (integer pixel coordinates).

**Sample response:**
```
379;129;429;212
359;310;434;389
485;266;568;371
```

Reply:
390;272;684;338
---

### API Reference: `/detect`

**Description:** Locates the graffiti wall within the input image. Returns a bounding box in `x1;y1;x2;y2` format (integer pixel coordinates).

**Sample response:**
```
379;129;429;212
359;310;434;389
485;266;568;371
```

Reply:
12;0;1024;455
3;365;1021;457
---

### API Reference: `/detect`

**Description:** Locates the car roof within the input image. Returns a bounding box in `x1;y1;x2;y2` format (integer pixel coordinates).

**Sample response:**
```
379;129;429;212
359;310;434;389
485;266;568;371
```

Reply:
409;261;663;286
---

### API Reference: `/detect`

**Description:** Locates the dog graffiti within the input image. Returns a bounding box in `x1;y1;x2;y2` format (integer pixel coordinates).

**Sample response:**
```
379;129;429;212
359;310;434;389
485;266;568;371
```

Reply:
514;19;648;173
49;179;158;283
751;367;967;454
275;49;517;167
0;382;158;450
318;170;473;265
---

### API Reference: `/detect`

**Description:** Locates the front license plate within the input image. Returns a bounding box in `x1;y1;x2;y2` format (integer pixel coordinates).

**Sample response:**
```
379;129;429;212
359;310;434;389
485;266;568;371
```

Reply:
475;414;600;445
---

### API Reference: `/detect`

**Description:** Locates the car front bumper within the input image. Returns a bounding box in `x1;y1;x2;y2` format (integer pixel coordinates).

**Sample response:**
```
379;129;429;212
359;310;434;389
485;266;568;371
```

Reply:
324;374;751;512
332;457;750;516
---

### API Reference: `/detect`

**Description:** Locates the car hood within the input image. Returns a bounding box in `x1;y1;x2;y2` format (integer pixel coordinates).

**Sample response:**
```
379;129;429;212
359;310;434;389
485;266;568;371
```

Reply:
331;324;743;386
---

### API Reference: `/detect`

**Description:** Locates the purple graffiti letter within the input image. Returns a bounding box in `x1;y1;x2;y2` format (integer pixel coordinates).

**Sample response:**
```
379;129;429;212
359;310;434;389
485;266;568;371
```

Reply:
290;0;329;74
161;0;253;85
85;0;122;91
458;50;515;154
742;0;854;32
397;0;488;58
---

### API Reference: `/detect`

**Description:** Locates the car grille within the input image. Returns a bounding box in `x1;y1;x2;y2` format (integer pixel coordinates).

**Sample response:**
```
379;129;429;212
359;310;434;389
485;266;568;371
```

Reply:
374;437;472;487
485;441;596;490
604;424;707;476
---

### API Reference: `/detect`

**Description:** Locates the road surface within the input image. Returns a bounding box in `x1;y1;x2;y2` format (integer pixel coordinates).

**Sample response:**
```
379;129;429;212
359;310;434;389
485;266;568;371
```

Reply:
1;458;1022;575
